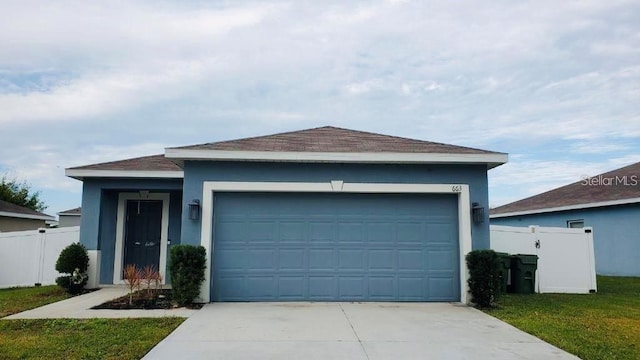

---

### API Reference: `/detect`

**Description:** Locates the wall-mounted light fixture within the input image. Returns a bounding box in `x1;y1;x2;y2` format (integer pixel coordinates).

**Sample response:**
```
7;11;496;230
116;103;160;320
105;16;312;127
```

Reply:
188;199;201;220
472;202;485;224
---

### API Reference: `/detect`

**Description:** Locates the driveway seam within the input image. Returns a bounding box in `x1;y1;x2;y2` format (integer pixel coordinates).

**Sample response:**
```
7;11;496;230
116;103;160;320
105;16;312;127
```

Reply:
338;303;370;360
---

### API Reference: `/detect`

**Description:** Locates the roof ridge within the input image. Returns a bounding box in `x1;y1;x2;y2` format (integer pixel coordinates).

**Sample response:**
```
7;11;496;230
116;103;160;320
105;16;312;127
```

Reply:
171;125;504;154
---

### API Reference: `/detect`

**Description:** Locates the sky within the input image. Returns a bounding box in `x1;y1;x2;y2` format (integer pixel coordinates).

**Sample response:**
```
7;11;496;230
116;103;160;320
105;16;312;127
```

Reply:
1;0;639;218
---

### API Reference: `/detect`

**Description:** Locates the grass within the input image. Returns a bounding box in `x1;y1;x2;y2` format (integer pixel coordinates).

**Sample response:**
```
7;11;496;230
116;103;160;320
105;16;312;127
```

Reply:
0;318;185;360
0;285;70;317
485;276;640;360
0;286;186;359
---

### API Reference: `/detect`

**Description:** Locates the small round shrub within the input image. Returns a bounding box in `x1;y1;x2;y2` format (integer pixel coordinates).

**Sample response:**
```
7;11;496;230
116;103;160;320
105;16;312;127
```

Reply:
55;243;89;274
55;243;89;294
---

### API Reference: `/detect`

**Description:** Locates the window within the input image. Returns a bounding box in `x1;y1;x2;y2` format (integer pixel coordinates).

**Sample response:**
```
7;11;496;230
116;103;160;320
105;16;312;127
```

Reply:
567;220;584;228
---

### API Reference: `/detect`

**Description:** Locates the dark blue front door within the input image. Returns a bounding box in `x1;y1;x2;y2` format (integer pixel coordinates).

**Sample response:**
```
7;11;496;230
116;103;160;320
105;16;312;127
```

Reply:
123;200;162;273
212;192;459;302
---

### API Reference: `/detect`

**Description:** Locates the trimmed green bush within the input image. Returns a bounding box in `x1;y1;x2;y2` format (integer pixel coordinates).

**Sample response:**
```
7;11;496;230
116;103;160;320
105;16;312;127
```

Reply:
55;243;89;274
466;249;501;308
55;243;89;294
169;245;206;306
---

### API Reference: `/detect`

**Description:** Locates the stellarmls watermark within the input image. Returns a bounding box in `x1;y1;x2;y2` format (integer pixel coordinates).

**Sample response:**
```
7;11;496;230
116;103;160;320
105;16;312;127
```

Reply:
581;175;638;186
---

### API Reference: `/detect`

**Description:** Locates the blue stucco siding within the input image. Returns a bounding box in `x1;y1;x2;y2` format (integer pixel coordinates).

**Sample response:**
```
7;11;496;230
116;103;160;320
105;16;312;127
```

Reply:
491;203;640;276
180;161;491;250
78;178;183;284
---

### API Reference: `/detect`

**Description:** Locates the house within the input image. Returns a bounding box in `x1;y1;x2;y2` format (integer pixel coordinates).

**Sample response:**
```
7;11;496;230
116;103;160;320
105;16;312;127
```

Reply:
57;207;82;227
66;126;507;302
490;161;640;276
0;199;55;232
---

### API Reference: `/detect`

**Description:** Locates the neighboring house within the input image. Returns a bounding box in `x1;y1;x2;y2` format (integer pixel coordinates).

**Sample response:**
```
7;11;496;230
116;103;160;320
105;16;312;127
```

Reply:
0;199;55;232
66;126;507;302
58;207;82;227
490;161;640;276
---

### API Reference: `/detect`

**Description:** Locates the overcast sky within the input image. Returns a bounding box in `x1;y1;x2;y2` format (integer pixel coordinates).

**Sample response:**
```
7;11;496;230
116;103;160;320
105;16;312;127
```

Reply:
1;0;639;217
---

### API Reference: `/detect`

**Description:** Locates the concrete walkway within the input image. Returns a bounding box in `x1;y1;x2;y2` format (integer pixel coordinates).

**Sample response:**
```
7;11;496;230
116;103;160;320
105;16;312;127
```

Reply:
4;286;196;319
143;302;578;360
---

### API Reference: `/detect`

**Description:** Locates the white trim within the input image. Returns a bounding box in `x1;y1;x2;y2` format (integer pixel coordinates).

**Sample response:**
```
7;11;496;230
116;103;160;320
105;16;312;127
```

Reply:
199;181;473;303
113;193;170;285
490;197;640;218
0;211;54;221
166;149;507;168
65;169;183;180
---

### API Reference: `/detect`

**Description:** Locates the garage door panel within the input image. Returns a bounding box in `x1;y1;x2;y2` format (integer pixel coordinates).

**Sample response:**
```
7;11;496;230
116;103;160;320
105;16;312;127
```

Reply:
280;221;307;242
369;249;394;270
309;249;335;270
217;276;245;301
397;250;424;271
246;276;276;300
426;223;456;244
217;249;246;271
309;221;336;242
338;222;364;242
212;192;459;302
279;276;305;298
427;250;455;271
428;277;456;300
368;277;395;299
278;249;305;270
397;222;425;243
338;249;365;270
246;249;276;270
368;222;394;242
309;276;337;299
339;277;366;299
398;277;425;300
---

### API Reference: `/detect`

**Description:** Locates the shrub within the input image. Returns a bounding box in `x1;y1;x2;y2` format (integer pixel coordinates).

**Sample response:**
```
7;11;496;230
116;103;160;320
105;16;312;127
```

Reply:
169;245;206;306
55;243;90;294
55;243;89;274
466;249;501;308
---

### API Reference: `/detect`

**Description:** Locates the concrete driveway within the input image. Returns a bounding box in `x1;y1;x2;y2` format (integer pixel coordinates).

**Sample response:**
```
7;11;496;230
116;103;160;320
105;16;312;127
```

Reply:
143;302;577;360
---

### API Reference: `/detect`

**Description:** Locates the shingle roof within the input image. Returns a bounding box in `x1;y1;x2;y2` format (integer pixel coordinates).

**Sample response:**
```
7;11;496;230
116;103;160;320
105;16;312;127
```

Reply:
58;207;81;216
68;154;182;172
491;161;640;216
0;199;54;220
67;126;506;175
172;126;502;154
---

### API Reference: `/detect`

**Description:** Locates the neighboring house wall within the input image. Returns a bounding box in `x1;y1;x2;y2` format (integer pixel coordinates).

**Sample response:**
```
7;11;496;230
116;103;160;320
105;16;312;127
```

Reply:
58;215;81;227
180;161;491;250
490;203;640;276
0;217;47;232
78;178;183;284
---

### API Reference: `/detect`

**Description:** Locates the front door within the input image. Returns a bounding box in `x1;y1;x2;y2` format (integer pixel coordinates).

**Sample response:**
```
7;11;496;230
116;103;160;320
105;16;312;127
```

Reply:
123;200;163;274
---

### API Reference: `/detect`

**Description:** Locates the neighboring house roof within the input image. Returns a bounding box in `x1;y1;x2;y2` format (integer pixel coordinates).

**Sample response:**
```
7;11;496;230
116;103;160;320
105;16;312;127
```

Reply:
57;207;82;216
0;199;55;221
66;126;508;180
491;161;640;218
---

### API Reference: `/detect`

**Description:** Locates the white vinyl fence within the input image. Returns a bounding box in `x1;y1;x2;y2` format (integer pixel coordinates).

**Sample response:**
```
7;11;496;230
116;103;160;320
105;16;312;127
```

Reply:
490;225;597;294
0;226;79;288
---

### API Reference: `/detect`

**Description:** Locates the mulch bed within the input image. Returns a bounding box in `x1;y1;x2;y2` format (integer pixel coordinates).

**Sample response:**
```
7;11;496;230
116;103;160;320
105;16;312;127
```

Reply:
92;289;203;310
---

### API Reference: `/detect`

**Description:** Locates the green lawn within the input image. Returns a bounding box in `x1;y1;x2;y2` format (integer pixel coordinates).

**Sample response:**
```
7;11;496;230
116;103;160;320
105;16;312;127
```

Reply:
0;285;69;317
0;286;186;360
485;276;640;360
0;318;184;360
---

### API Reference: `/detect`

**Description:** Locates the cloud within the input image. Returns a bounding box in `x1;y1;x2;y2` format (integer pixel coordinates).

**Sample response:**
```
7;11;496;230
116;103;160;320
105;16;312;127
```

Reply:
0;0;638;215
